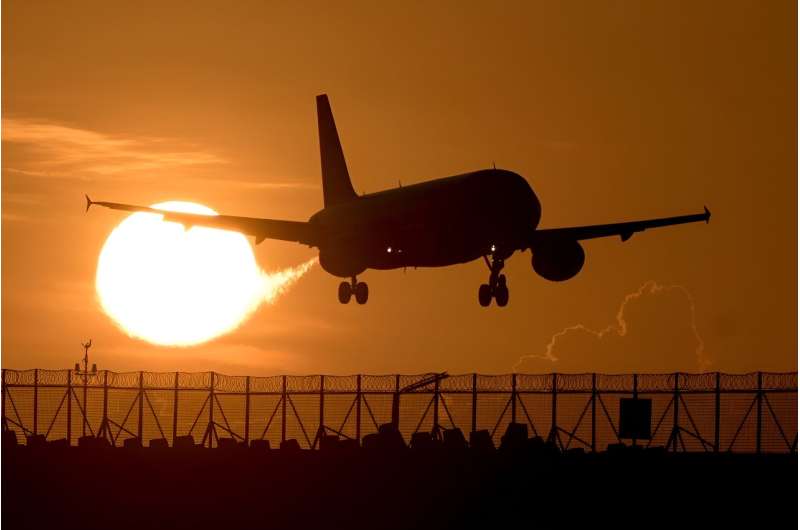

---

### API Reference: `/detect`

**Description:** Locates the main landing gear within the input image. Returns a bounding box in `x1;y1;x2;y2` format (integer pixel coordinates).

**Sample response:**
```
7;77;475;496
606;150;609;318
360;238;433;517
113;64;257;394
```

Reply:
478;255;509;307
339;276;369;304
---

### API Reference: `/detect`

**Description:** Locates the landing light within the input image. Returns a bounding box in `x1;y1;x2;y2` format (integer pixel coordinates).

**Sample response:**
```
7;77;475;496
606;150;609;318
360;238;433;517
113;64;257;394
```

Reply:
387;246;392;253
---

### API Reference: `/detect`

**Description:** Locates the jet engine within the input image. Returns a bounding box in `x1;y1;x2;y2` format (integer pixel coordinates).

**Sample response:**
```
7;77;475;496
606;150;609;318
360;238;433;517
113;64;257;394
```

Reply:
531;240;585;282
319;248;367;278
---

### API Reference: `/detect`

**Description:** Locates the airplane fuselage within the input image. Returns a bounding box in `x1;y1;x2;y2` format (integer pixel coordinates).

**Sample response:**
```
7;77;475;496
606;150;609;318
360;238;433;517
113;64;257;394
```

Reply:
88;93;709;307
310;169;541;278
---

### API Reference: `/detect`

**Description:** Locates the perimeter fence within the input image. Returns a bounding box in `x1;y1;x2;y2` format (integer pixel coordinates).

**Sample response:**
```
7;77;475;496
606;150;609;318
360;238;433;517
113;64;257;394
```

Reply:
2;370;796;453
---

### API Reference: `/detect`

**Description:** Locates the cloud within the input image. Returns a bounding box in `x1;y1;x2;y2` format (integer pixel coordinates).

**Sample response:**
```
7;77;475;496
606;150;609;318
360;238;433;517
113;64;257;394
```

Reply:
2;118;226;178
1;212;38;223
3;191;43;205
187;176;320;191
515;281;709;373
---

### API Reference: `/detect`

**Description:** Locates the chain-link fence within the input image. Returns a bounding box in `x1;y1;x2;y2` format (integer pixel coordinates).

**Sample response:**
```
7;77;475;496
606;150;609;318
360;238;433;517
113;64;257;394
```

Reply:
2;369;796;453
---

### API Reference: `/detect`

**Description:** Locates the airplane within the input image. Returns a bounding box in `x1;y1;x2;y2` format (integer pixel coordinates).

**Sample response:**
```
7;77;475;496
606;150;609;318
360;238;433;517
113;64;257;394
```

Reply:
87;94;710;307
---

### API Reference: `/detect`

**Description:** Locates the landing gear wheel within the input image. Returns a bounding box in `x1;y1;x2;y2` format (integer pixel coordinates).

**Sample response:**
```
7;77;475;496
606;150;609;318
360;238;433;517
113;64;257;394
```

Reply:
495;285;509;307
338;282;352;304
478;284;492;307
354;282;369;304
479;253;510;307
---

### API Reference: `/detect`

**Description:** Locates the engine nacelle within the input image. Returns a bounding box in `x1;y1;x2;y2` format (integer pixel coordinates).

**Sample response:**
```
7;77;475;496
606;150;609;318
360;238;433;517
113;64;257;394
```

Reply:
531;240;585;282
319;248;366;278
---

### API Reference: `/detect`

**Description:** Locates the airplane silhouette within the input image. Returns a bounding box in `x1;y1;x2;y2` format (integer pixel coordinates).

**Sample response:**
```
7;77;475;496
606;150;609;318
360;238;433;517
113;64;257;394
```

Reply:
87;94;710;307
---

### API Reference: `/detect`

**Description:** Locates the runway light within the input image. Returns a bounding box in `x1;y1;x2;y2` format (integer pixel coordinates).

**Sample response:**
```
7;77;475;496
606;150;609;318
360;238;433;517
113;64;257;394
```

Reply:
387;246;393;253
490;244;496;252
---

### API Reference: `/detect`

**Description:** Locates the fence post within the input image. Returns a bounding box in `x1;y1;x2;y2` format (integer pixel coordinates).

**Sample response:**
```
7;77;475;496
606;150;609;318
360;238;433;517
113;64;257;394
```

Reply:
714;372;721;453
244;376;251;446
671;372;680;452
101;370;108;440
33;369;39;436
511;373;517;424
632;373;638;447
393;375;400;430
137;371;144;442
549;373;557;442
208;371;215;448
433;375;440;437
471;373;477;435
1;369;5;432
82;369;88;439
318;375;325;448
66;370;72;445
355;375;362;443
756;371;762;454
172;372;179;446
281;375;287;443
0;370;8;435
591;373;596;453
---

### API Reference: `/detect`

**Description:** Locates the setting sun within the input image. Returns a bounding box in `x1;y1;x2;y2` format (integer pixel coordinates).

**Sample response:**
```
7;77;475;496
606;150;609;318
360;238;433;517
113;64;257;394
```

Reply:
95;201;311;346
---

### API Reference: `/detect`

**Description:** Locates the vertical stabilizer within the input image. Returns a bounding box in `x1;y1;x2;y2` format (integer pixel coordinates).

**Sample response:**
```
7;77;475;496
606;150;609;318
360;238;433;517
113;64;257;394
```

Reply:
317;94;358;207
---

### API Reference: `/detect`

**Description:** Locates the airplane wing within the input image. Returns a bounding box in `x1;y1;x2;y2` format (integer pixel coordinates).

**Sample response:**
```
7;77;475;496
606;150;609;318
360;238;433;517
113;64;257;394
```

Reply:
86;196;317;246
531;207;710;244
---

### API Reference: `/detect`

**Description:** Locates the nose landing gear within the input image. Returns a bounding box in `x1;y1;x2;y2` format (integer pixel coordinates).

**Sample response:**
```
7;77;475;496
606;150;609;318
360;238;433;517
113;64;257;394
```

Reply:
478;255;509;307
339;276;369;304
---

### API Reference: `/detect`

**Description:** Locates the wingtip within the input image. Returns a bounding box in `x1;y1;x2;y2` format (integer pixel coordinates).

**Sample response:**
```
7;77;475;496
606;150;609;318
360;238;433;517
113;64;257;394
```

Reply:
704;206;711;224
85;194;93;213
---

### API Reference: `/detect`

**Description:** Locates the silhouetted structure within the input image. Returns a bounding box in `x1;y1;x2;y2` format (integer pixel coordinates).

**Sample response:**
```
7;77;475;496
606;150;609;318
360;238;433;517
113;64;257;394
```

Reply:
2;370;797;529
2;370;796;453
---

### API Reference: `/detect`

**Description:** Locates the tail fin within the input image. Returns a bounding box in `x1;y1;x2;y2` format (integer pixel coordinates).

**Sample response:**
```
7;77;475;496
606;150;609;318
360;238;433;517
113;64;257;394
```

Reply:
317;94;358;207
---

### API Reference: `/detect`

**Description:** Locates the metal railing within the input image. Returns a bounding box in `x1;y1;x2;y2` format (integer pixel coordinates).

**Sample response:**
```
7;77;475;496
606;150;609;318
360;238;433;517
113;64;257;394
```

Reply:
2;369;796;453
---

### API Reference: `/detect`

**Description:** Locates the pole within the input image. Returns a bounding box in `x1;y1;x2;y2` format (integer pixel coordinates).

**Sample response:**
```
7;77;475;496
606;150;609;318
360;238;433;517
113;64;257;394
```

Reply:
137;371;144;442
208;371;215;448
433;378;439;439
281;375;287;443
391;375;400;429
471;373;477;435
355;375;362;443
66;370;72;445
433;375;440;437
172;372;179;446
632;373;638;447
33;369;39;436
671;372;679;451
82;368;88;438
714;372;721;453
318;375;325;448
244;376;251;446
1;369;5;432
101;370;108;440
756;371;762;454
591;373;596;453
549;373;557;442
511;373;517;424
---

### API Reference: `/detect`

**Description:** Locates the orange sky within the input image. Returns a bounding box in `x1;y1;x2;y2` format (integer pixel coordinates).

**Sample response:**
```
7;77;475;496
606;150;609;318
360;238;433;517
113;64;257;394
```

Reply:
2;0;796;375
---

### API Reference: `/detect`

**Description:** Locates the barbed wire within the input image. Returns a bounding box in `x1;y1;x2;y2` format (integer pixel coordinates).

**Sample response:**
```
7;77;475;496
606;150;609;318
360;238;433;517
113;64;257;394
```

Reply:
2;369;797;392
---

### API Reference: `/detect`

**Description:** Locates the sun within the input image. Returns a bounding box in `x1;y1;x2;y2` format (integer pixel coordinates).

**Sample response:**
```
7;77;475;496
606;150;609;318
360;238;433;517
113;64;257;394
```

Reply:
95;201;268;346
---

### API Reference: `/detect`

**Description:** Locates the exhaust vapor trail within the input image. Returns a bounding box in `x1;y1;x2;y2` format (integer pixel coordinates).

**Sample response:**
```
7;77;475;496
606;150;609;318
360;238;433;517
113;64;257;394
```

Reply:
260;257;318;304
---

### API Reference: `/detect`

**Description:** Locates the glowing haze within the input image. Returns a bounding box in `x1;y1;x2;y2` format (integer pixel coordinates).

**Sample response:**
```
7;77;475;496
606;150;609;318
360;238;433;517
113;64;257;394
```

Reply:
2;2;795;375
95;201;315;346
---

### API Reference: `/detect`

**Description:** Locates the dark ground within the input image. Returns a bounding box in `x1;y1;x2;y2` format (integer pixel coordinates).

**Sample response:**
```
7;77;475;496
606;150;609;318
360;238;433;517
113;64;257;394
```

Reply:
3;445;797;529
